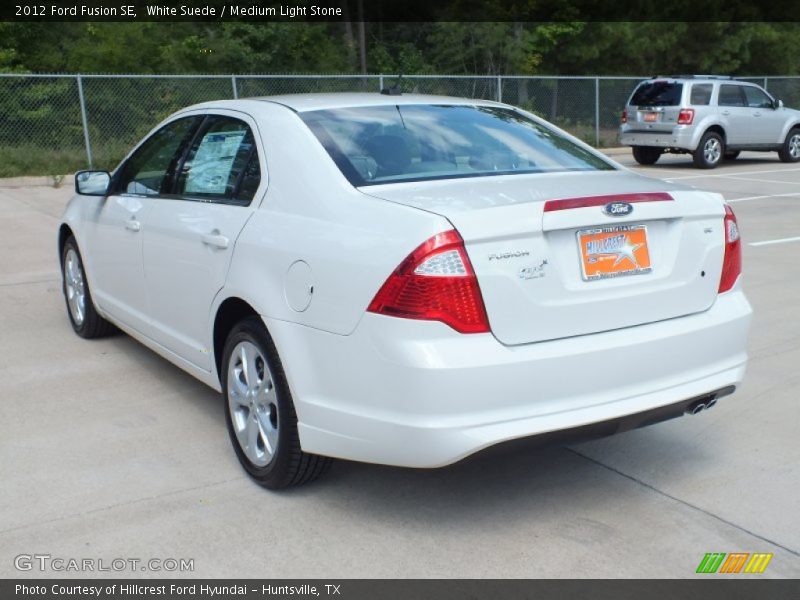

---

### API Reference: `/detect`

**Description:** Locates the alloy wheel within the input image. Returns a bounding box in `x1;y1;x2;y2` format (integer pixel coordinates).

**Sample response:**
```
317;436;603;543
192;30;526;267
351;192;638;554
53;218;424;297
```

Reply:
704;138;721;165
790;134;800;159
227;341;279;467
64;248;86;326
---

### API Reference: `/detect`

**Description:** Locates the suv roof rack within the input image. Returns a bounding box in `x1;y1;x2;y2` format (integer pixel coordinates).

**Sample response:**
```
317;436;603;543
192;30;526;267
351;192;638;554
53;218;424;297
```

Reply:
650;74;733;80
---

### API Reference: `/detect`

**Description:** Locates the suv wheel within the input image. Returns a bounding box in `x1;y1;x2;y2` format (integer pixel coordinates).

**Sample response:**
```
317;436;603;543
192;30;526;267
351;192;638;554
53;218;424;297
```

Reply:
778;128;800;163
693;131;724;169
222;316;331;489
632;146;662;165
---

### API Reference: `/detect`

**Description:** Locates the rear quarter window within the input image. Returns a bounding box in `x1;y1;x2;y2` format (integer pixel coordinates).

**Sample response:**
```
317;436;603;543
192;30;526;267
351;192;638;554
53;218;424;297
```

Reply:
630;82;683;107
690;84;713;105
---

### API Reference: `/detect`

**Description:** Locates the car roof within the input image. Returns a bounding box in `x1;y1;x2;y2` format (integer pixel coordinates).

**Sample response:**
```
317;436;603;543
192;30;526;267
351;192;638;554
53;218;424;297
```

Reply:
184;93;505;114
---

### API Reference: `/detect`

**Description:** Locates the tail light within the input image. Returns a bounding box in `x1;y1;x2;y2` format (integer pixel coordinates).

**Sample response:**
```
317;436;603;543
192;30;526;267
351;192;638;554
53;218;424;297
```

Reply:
621;109;628;124
677;108;695;125
718;205;742;293
367;230;490;333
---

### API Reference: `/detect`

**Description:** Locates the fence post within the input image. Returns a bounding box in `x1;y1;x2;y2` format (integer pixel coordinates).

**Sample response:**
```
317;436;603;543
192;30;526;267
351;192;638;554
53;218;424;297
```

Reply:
763;77;768;91
76;74;93;168
594;77;600;147
378;74;384;91
231;75;238;99
497;75;502;102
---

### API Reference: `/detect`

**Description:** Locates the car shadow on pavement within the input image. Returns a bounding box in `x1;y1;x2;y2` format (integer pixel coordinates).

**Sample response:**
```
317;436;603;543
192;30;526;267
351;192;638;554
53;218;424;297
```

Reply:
282;424;706;527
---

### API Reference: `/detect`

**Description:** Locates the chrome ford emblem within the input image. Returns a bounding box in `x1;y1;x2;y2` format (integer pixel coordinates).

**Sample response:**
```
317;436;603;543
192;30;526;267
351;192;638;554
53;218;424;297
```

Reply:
603;202;633;217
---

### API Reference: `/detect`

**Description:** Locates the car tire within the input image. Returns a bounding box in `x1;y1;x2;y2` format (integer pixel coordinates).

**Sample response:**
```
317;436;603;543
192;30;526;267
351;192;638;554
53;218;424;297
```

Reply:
778;128;800;163
632;146;662;165
724;150;740;160
693;131;724;169
61;236;116;339
222;316;332;489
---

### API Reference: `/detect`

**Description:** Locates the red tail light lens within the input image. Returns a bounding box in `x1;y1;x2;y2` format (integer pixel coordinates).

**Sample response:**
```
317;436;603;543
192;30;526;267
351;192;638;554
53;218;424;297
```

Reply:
677;108;695;125
621;109;628;124
718;205;742;293
367;230;490;333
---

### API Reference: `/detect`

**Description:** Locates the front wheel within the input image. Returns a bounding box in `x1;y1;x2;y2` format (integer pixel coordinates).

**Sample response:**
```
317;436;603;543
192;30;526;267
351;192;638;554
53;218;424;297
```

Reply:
632;146;662;165
222;316;331;489
778;128;800;163
693;131;724;169
61;236;115;338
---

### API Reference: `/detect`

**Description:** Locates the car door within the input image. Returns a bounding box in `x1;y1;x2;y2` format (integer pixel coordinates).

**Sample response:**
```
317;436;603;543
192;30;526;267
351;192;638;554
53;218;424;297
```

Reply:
141;111;265;371
86;115;203;332
717;84;750;146
743;85;785;145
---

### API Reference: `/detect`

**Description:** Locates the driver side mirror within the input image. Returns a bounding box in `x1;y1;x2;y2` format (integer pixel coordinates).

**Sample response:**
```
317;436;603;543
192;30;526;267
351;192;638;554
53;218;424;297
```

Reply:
75;170;111;196
774;99;784;110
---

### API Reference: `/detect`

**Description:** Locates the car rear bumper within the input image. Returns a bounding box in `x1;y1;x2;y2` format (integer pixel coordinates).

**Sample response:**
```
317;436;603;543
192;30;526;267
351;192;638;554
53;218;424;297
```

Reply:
266;287;752;468
620;127;696;150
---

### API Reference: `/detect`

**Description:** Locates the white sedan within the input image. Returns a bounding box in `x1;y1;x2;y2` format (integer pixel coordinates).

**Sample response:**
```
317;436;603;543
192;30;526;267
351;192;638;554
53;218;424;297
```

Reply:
59;93;752;488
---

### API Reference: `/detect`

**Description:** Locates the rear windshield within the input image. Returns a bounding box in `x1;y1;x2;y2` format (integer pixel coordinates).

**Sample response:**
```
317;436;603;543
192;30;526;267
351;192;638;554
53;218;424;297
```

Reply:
630;81;683;107
300;104;614;186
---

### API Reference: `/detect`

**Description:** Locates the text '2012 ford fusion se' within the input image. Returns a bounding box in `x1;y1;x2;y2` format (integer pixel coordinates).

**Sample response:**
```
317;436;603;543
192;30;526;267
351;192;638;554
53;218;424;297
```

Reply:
59;93;752;489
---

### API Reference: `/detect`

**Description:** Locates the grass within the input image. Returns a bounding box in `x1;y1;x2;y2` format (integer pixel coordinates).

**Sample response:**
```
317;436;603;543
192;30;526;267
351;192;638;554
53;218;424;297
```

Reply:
0;144;129;179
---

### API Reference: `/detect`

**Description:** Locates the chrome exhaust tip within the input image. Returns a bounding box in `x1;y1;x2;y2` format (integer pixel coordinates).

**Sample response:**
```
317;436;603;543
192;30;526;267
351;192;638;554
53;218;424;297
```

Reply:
686;399;708;415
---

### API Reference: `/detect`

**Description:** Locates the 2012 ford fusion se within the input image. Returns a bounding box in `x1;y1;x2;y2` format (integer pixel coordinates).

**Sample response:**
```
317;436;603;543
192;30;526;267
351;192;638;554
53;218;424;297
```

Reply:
59;93;752;489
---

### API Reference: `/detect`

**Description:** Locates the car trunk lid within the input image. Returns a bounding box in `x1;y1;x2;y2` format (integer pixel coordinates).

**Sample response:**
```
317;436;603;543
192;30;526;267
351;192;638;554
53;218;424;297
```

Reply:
361;170;726;345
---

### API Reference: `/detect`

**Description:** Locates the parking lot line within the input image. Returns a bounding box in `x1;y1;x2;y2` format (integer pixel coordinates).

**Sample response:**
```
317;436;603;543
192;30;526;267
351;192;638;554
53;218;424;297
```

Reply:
727;192;800;203
749;236;800;247
716;175;800;185
665;166;800;181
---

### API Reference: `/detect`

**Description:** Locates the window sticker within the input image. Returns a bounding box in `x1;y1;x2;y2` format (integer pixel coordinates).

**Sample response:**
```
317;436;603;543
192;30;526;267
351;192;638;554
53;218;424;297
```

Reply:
184;130;247;195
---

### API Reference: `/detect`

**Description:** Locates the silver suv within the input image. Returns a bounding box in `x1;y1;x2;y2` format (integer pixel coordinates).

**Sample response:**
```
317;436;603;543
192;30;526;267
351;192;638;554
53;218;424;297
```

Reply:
620;75;800;168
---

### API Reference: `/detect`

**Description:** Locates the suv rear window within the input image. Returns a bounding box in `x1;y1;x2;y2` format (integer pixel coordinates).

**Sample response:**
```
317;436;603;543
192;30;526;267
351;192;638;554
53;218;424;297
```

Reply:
630;81;683;107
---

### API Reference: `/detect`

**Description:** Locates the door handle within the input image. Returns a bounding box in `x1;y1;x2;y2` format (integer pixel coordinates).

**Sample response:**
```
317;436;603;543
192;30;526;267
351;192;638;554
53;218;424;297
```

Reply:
721;110;731;116
202;231;229;250
754;111;762;117
125;219;141;232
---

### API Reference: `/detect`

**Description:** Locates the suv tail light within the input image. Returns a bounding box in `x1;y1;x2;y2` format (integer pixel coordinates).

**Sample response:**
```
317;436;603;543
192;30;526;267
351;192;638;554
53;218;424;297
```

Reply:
621;109;628;124
718;205;742;293
367;230;490;333
677;108;695;125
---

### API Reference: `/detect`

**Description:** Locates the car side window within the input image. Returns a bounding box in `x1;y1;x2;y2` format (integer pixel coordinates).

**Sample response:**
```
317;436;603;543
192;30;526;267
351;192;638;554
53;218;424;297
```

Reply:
115;116;201;196
175;116;261;206
690;84;712;105
743;86;773;109
718;85;746;107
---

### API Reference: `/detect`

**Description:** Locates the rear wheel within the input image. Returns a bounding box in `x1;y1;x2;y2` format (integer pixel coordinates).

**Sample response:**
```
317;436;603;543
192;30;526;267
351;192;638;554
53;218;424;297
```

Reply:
778;128;800;163
222;316;331;489
724;150;740;160
693;131;724;169
632;146;662;165
61;236;115;338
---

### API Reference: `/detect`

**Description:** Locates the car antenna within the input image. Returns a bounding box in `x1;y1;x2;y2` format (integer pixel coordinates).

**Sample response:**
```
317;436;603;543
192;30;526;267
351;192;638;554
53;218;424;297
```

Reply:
380;73;403;96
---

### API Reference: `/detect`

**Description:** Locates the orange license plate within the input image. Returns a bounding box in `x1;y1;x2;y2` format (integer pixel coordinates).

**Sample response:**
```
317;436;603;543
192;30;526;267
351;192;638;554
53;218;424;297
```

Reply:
643;112;658;122
578;225;652;281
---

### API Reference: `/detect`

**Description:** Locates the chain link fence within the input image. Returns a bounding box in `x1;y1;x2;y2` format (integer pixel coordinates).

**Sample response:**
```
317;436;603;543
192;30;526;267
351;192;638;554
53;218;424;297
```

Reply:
1;73;798;177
